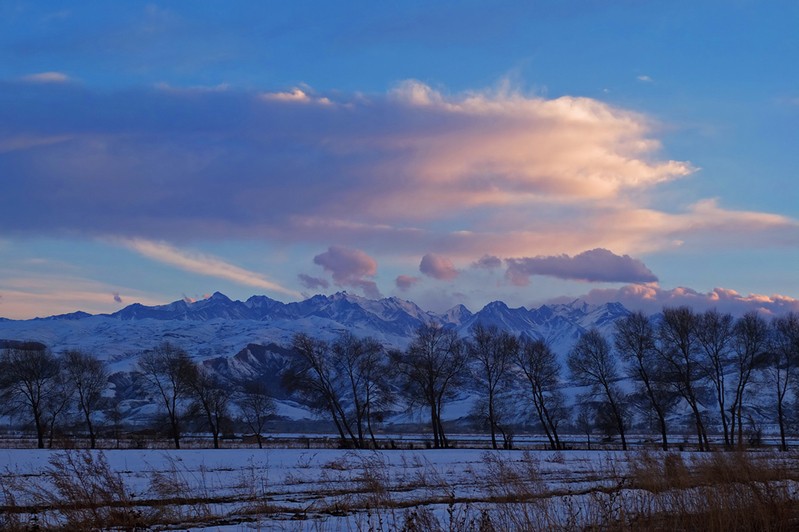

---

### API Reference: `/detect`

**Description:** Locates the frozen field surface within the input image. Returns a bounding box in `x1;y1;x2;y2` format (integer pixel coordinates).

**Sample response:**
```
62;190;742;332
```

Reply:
2;447;799;530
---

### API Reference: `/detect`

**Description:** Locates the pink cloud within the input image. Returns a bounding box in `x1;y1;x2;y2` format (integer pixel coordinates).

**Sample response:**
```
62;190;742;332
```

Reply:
395;275;420;291
313;246;382;298
557;284;799;317
505;248;658;285
420;253;459;281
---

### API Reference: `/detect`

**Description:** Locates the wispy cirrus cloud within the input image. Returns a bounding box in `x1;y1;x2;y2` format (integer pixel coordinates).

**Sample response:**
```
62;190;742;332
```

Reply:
121;238;301;298
20;71;71;83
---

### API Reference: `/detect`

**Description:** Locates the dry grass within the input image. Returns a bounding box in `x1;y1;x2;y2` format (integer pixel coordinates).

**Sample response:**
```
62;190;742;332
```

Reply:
2;449;799;530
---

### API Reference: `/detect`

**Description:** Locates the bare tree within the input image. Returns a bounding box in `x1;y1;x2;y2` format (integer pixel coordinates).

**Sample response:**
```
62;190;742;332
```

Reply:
657;307;709;451
614;311;674;451
0;345;60;448
188;364;231;449
514;337;565;450
235;380;275;449
467;324;518;449
695;309;734;448
394;323;467;449
331;332;393;448
729;312;769;448
769;313;799;451
285;333;359;447
137;342;195;449
62;350;108;449
568;329;628;450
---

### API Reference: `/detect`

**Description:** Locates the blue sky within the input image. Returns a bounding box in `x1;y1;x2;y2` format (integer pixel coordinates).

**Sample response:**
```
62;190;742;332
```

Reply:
1;0;798;318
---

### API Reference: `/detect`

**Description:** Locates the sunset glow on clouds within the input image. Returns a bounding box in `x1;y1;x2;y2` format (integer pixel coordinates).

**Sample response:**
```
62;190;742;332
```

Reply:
0;2;797;318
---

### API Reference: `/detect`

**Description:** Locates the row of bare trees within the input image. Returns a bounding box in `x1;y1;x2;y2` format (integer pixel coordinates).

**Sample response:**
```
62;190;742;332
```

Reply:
2;307;798;450
285;324;565;450
285;308;799;452
570;309;799;451
0;342;275;449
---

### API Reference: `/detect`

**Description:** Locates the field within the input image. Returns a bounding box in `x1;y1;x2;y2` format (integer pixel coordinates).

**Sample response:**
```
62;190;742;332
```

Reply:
2;443;799;531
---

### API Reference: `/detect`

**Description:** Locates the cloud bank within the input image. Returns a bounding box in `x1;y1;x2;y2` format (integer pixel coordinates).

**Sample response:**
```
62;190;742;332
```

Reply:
1;79;790;262
506;248;658;285
554;284;799;317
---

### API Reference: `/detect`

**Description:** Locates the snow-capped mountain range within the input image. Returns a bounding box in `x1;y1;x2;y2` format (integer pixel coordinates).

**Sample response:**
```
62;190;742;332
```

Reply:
0;292;629;365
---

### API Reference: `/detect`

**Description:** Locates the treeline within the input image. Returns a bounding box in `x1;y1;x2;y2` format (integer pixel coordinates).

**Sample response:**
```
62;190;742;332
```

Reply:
1;307;798;451
0;342;274;450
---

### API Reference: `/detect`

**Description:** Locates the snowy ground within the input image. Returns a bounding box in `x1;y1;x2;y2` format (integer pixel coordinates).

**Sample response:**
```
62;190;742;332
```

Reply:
2;446;799;530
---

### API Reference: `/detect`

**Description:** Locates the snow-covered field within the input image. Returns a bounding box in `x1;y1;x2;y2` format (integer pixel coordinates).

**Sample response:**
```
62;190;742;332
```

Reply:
2;447;798;530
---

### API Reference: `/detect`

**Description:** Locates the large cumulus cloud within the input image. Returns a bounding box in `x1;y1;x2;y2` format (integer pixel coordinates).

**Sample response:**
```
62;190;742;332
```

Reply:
2;78;791;261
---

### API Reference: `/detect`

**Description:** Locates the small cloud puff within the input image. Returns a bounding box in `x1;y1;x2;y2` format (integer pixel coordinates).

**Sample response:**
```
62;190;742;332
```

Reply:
420;253;459;281
260;87;332;106
298;273;330;290
637;75;654;83
505;248;658;285
113;292;123;303
395;275;420;291
472;255;502;270
21;72;71;84
313;246;381;298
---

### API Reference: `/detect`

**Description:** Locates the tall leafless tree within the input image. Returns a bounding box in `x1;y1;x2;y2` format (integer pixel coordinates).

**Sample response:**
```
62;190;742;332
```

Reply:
188;364;231;449
614;311;674;451
514;337;565;450
394;323;467;449
729;312;769;448
468;324;518;449
769;313;799;451
657;307;709;451
285;333;360;447
62;350;108;449
0;344;60;449
695;309;734;448
235;380;275;449
138;342;195;449
568;329;628;450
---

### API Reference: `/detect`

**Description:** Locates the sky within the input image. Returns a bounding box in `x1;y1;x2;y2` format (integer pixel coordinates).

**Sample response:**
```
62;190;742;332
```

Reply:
1;0;798;319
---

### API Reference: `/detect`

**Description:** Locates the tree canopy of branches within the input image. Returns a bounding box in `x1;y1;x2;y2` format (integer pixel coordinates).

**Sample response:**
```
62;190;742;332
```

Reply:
729;311;769;448
394;323;467;449
614;311;675;450
568;329;628;450
515;337;565;450
62;350;108;449
0;345;61;449
657;307;710;451
467;324;518;449
188;364;231;449
770;312;799;451
695;309;735;448
285;332;391;449
235;379;275;449
137;342;195;449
